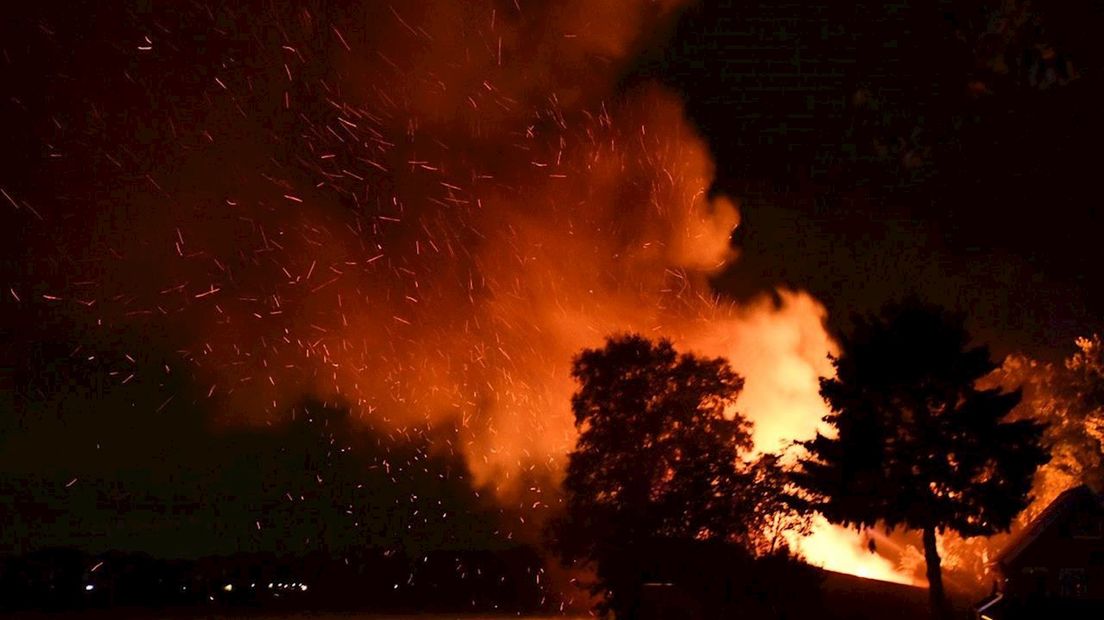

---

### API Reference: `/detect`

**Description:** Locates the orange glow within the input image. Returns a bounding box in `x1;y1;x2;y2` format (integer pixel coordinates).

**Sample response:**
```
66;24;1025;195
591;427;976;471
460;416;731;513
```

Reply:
794;517;922;586
80;0;916;586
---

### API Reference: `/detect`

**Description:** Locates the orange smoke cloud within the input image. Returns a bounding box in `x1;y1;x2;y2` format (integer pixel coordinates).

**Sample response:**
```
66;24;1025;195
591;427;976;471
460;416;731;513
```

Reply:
34;0;910;585
171;0;761;493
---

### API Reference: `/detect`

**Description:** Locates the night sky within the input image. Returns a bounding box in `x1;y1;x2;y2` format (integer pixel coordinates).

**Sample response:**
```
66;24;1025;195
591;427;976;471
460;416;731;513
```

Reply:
2;0;1102;564
649;1;1104;356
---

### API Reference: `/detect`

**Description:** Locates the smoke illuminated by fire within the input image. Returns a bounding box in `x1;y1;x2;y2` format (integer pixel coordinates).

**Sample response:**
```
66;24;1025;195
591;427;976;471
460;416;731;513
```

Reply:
13;0;915;587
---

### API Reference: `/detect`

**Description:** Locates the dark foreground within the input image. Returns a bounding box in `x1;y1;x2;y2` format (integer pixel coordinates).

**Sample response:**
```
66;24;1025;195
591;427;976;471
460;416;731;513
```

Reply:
3;572;979;620
820;571;972;620
7;615;586;620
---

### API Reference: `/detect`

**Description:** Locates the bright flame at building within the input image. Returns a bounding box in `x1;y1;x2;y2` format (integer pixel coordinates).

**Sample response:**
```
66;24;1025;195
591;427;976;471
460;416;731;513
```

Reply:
794;517;921;586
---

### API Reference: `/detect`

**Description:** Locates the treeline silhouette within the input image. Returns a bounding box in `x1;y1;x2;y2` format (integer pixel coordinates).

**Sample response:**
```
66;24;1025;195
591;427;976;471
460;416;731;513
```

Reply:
0;398;563;614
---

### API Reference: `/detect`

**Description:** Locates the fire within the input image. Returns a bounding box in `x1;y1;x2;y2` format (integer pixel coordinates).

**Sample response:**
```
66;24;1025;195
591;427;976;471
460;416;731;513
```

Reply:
796;517;922;586
25;0;915;586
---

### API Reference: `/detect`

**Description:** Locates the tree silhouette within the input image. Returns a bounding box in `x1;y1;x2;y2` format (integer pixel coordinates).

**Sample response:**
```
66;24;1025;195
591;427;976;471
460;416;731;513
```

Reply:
550;334;804;617
795;299;1049;618
742;453;814;557
988;334;1104;507
1052;334;1104;487
935;334;1104;588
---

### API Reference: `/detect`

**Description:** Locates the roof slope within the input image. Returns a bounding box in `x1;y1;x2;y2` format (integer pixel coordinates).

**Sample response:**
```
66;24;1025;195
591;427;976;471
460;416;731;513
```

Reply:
996;485;1104;566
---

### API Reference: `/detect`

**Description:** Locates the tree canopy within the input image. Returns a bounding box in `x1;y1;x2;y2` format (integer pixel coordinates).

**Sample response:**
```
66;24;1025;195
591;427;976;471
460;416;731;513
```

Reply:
551;334;814;618
558;335;750;550
795;299;1049;617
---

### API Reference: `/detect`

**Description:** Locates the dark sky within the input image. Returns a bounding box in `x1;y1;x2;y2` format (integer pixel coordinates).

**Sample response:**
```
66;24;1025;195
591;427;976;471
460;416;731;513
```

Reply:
645;1;1104;357
2;0;1103;558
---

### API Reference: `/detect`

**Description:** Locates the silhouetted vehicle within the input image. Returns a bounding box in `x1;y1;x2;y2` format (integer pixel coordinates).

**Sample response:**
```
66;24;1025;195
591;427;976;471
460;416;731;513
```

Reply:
976;485;1104;619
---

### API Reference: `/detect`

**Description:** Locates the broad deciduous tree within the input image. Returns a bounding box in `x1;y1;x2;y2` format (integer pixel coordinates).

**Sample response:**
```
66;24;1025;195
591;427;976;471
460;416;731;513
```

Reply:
550;334;811;618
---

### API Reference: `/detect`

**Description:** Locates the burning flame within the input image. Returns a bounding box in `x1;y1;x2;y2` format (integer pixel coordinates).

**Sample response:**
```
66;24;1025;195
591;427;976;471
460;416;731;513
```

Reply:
795;517;921;586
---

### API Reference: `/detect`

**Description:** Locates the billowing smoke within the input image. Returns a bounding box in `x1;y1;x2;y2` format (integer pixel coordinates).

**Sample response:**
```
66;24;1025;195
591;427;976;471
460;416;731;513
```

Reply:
11;0;910;584
129;0;819;492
